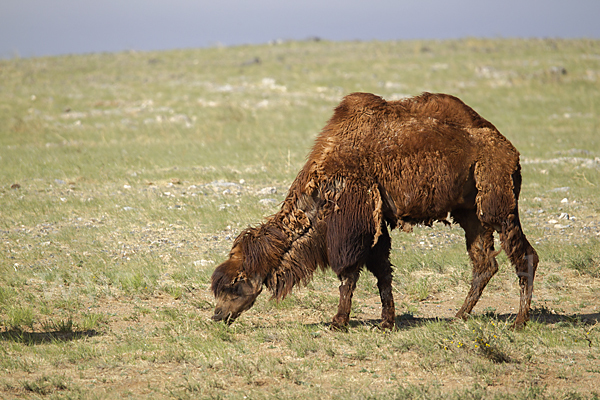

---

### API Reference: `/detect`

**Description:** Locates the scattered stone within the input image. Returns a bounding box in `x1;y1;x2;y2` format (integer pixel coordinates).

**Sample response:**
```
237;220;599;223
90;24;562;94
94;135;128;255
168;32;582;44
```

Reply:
555;149;591;156
257;187;277;196
10;183;20;189
208;180;241;190
241;57;261;66
218;203;236;211
561;198;569;204
259;198;278;206
194;259;214;267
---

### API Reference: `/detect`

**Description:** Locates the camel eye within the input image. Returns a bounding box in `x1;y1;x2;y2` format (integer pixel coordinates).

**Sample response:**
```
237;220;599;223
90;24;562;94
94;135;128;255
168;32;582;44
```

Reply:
233;282;247;296
223;281;243;296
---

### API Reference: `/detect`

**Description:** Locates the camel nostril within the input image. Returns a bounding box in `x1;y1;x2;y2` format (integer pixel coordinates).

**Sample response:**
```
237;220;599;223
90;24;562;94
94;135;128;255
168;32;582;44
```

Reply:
211;310;235;323
212;308;224;321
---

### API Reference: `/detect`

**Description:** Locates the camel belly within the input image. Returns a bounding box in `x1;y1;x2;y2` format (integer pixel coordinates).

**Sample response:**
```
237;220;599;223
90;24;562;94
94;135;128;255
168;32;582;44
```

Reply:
384;160;477;223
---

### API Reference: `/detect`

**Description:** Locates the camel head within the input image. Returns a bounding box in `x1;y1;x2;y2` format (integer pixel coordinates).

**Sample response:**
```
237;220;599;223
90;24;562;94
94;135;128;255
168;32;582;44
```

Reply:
210;245;263;324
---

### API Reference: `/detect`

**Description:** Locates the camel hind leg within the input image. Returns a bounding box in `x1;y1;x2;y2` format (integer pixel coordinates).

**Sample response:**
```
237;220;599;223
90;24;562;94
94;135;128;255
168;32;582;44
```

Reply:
499;210;539;329
481;166;539;328
452;209;500;320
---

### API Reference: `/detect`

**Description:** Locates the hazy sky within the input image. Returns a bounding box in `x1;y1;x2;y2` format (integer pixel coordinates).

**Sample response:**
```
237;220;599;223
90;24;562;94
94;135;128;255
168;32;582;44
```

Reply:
1;0;599;59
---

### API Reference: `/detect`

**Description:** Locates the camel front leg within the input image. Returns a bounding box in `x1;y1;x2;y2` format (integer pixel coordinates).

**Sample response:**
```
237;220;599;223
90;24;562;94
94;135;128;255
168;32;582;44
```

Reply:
332;268;360;330
376;272;395;329
366;226;395;329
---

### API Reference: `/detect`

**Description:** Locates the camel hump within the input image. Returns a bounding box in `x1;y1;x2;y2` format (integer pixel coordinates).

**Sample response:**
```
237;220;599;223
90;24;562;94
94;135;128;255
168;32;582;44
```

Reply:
342;92;386;107
329;92;387;123
407;92;497;130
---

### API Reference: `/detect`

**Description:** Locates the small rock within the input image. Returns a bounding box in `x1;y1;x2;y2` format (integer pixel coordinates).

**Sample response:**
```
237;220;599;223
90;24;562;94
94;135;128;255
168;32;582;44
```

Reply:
208;181;241;192
10;183;20;189
241;57;261;66
257;187;277;196
558;213;570;220
560;198;569;204
259;198;278;206
219;203;235;211
193;259;214;267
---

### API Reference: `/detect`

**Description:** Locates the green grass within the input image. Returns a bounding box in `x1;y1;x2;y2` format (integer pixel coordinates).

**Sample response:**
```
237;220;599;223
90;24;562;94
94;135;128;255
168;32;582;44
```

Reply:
1;38;600;398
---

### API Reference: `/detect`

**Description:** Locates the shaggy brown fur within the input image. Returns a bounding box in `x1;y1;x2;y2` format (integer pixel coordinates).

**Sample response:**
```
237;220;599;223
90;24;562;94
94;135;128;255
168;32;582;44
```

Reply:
211;92;539;329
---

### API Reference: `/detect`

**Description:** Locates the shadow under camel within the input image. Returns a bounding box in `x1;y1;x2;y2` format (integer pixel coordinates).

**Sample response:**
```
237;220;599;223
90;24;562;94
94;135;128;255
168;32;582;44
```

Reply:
0;329;100;345
311;310;600;331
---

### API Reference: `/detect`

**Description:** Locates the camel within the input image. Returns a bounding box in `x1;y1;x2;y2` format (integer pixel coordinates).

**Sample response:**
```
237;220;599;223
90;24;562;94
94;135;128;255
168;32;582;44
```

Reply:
211;92;539;330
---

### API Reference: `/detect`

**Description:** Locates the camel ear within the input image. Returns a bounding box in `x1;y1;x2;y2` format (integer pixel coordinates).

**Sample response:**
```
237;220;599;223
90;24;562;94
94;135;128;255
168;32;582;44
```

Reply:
228;273;263;298
233;271;265;291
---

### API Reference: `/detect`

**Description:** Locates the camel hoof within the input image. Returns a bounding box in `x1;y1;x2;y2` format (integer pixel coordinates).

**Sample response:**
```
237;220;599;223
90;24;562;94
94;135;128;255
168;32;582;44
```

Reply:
330;322;349;332
379;320;395;330
510;320;527;330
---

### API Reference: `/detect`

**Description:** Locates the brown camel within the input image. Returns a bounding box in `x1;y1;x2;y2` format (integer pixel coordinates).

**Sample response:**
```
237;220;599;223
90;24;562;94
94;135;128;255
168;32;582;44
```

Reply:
211;92;539;330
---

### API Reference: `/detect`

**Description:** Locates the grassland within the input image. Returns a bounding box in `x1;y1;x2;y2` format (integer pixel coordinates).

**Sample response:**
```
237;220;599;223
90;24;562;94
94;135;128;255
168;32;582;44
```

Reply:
1;38;600;399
